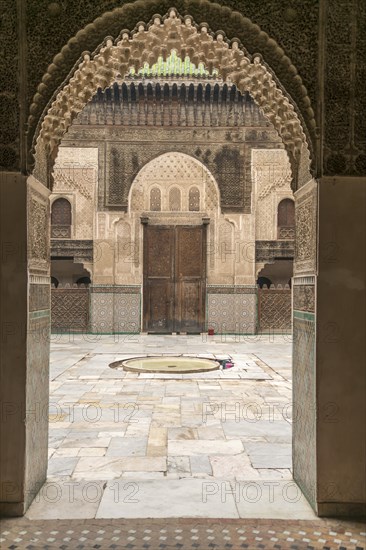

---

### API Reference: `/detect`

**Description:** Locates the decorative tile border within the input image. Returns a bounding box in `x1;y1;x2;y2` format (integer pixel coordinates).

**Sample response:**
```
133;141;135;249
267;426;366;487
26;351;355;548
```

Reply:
1;517;365;548
207;285;257;295
29;309;50;321
91;285;141;294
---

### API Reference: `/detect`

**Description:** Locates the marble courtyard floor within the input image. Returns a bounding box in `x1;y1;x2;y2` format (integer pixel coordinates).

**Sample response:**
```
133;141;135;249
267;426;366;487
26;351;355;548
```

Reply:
26;333;316;520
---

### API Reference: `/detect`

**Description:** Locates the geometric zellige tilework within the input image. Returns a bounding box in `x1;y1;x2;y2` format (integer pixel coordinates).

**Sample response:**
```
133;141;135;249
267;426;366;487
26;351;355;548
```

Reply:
90;292;114;333
91;291;140;333
207;292;257;334
292;314;317;509
113;293;140;333
1;517;365;549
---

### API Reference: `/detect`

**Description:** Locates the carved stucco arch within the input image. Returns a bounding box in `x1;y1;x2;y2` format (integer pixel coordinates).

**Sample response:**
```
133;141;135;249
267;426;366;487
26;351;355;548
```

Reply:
31;5;314;189
128;151;220;212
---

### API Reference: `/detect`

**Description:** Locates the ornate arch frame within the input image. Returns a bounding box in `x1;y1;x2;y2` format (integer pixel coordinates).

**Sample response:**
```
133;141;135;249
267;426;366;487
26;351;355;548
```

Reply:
29;3;315;191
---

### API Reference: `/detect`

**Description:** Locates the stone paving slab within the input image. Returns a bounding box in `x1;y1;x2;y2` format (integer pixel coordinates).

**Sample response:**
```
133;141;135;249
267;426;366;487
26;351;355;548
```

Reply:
96;479;240;518
26;480;105;520
28;335;305;519
105;436;148;457
72;456;167;479
244;442;292;469
230;480;316;519
168;439;244;456
222;419;292;442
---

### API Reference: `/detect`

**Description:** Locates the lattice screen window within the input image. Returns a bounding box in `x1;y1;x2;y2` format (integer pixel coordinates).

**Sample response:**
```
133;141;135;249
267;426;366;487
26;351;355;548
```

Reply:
51;198;72;238
216;148;242;209
169;187;181;211
189;186;200;211
277;198;295;240
150;187;161;211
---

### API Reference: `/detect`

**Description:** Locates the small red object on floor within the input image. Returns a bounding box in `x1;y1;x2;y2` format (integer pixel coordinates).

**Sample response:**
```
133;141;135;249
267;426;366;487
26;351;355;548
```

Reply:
208;328;215;335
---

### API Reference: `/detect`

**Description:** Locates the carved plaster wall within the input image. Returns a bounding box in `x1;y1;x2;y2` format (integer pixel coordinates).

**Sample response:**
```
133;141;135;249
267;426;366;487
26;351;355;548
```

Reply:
294;179;318;276
252;149;294;241
28;176;50;276
69;123;280;214
292;179;317;506
51;147;98;241
129;151;219;214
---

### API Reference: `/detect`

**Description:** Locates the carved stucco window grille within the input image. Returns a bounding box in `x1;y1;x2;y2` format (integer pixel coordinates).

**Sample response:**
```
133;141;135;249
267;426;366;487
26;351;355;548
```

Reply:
189;186;200;211
258;286;292;331
169;187;181;211
277;198;295;240
51;286;89;332
51;198;72;238
150;187;161;211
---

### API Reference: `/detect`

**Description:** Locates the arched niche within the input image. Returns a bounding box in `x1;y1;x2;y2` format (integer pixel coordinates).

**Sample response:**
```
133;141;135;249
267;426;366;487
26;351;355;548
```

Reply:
50;197;72;238
129;151;220;213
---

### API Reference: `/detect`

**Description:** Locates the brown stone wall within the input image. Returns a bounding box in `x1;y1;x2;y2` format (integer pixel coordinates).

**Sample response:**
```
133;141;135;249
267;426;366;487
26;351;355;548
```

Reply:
316;177;366;515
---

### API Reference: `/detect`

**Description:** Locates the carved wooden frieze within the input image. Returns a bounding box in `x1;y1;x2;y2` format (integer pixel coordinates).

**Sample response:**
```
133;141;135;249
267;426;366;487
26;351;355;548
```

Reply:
255;241;295;262
51;239;93;263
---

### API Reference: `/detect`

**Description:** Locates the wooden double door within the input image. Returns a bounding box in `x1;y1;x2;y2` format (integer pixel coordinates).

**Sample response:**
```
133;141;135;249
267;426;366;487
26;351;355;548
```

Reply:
143;225;206;333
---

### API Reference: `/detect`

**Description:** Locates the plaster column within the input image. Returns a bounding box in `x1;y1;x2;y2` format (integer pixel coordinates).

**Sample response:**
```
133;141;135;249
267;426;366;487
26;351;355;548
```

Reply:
0;173;50;516
292;176;366;516
316;176;366;516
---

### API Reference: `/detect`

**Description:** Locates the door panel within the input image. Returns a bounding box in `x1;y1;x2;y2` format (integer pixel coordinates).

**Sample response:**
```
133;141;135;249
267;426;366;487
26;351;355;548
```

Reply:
176;227;203;278
175;226;206;332
143;225;206;333
177;281;202;332
143;226;174;332
146;280;174;332
145;226;173;277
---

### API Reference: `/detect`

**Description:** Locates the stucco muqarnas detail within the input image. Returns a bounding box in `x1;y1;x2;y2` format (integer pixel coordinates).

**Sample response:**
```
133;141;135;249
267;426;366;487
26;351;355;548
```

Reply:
30;7;313;188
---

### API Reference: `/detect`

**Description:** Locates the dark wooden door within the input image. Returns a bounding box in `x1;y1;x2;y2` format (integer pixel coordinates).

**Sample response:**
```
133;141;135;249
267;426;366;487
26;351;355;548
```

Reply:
143;225;206;333
143;226;175;333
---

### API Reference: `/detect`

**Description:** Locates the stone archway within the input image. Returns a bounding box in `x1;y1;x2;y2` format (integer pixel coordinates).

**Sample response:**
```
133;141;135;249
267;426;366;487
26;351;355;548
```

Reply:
1;5;322;518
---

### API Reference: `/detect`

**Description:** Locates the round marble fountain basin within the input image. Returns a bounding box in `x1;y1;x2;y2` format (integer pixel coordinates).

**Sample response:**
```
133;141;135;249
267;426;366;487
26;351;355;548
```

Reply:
121;356;220;374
